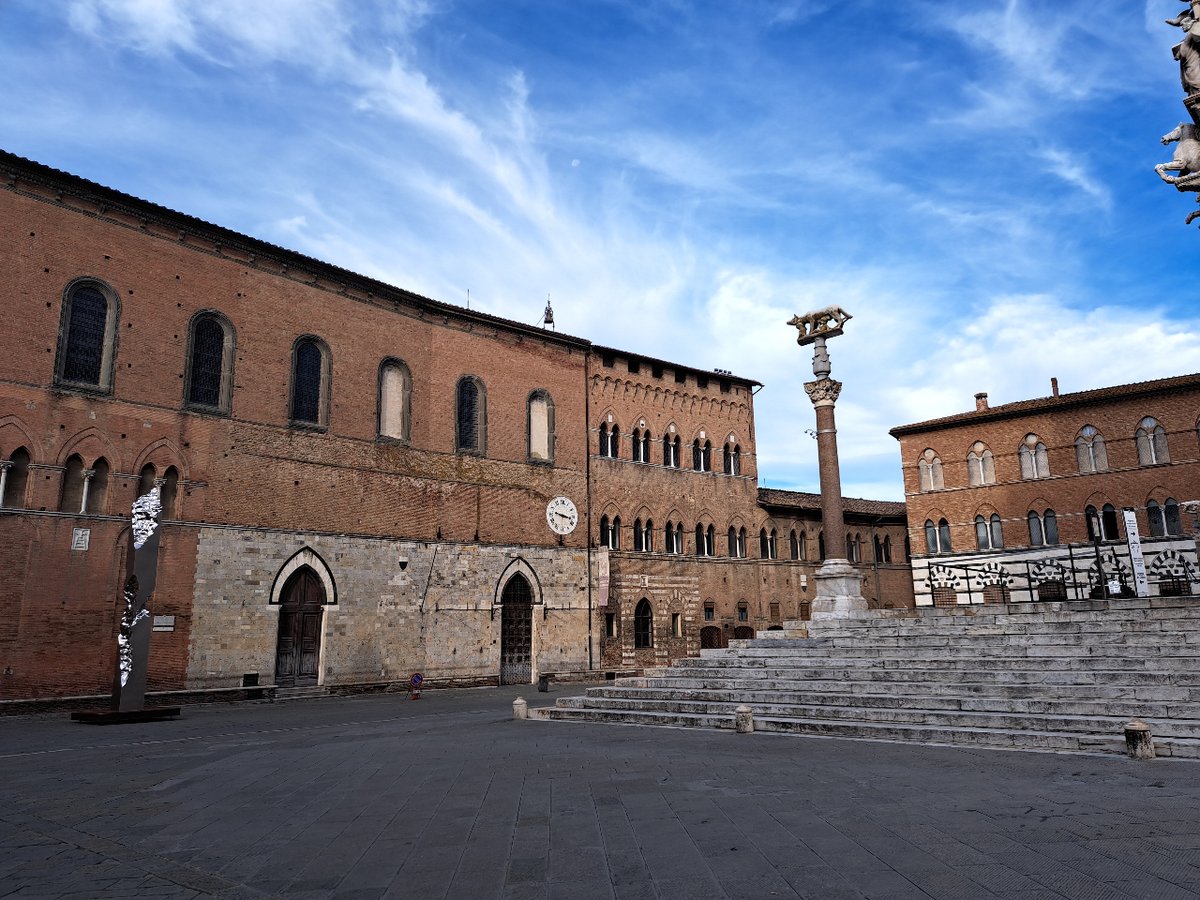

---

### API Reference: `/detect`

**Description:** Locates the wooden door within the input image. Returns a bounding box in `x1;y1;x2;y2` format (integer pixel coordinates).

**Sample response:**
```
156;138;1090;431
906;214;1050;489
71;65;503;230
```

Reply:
499;574;533;685
275;568;324;686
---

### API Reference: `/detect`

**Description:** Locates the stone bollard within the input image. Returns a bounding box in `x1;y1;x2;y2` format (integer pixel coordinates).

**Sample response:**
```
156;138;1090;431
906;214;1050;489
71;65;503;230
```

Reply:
513;697;528;720
1124;719;1155;759
734;704;754;734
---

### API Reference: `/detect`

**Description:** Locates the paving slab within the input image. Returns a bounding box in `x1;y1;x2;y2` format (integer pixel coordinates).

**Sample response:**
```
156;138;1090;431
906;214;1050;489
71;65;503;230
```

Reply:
2;685;1200;899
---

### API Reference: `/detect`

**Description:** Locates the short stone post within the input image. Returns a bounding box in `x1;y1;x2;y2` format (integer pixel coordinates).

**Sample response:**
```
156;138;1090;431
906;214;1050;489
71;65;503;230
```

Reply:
734;705;754;733
513;697;528;720
1124;719;1155;759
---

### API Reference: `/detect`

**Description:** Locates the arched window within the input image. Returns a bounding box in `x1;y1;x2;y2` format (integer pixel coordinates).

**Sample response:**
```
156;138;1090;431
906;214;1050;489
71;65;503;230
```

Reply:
600;515;620;550
1166;498;1182;536
768;528;777;559
1075;426;1108;473
1136;417;1169;466
759;528;769;558
1018;434;1049;479
185;312;235;413
662;433;680;467
918;449;944;491
137;463;157;499
455;376;486;454
967;442;995;486
55;280;118;391
873;534;883;562
630;427;651;463
1149;498;1184;537
723;442;741;475
1086;504;1120;541
598;423;619;458
642;519;654;552
290;337;330;427
634;599;653;649
818;530;826;560
527;390;555;462
790;529;800;560
59;454;85;513
1028;510;1044;547
727;526;738;557
693;439;712;472
665;520;680;554
925;519;951;554
88;458;109;515
0;447;30;509
846;533;857;562
706;525;716;556
379;359;412;442
1044;510;1058;545
882;536;892;562
695;523;705;556
975;514;1003;550
161;465;179;518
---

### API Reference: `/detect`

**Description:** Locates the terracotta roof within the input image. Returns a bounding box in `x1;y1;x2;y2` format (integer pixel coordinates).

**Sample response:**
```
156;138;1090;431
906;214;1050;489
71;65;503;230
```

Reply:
889;372;1200;438
757;488;906;518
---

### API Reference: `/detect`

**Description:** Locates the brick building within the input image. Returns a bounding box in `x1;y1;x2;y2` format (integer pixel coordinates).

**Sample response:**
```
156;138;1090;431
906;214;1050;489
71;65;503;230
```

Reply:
891;375;1200;606
0;150;911;704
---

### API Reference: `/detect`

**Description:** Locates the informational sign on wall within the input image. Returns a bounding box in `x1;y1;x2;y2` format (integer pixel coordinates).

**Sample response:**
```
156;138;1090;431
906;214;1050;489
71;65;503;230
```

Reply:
1122;508;1150;598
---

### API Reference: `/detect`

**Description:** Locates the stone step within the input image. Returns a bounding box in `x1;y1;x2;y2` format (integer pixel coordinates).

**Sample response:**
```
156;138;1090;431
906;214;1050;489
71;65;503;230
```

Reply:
629;676;1200;702
554;694;1200;739
587;685;1191;720
528;706;1200;758
682;653;1200;671
273;685;330;701
642;665;1200;687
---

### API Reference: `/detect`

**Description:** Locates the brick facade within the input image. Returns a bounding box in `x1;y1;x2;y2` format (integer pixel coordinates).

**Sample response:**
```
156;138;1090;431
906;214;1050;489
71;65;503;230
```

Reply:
0;150;912;703
892;376;1200;605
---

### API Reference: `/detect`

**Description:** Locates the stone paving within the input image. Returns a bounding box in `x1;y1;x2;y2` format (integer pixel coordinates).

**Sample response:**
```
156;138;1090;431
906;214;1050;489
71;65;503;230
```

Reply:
2;686;1199;899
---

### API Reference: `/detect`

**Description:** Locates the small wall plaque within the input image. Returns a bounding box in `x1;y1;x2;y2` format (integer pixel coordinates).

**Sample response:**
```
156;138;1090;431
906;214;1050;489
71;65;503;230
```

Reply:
152;615;175;632
71;528;90;551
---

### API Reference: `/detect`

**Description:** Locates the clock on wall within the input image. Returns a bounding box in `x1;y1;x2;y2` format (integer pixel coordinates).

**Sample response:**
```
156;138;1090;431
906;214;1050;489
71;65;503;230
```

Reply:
546;496;578;535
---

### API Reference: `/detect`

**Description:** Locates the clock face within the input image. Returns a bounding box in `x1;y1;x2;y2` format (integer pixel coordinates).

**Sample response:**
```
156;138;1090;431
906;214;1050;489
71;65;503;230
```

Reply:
546;496;578;535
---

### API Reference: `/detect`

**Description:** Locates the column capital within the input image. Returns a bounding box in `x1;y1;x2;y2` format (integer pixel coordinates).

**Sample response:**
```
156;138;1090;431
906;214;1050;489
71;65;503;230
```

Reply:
82;468;96;481
804;378;842;407
0;460;12;472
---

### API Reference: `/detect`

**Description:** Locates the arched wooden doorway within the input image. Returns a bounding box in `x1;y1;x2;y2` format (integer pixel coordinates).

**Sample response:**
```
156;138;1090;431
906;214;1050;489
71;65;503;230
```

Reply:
274;567;325;687
499;573;533;684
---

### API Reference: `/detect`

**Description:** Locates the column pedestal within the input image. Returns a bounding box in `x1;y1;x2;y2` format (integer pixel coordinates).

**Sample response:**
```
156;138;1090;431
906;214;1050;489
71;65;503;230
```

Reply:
810;558;869;620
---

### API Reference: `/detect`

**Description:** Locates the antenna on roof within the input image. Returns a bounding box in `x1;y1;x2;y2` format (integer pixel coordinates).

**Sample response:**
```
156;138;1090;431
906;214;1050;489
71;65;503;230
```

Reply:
541;293;555;330
466;289;470;310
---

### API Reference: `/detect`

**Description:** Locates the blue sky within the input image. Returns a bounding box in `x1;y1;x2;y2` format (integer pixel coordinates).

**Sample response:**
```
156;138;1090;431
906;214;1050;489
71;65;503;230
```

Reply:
3;0;1199;501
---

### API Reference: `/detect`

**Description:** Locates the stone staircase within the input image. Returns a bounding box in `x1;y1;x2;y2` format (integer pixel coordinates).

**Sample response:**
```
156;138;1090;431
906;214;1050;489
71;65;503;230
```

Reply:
529;598;1200;757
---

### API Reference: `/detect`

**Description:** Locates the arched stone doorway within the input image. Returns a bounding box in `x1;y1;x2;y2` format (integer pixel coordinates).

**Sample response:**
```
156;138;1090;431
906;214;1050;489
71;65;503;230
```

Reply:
274;567;325;687
499;573;533;684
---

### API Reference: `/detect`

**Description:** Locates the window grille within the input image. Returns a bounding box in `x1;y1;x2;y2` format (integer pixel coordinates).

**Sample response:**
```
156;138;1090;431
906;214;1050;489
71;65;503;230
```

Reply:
188;316;226;407
62;286;108;385
292;340;323;424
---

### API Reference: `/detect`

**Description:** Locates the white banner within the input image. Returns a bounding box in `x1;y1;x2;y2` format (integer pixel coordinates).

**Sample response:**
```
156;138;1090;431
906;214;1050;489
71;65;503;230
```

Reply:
1122;507;1150;598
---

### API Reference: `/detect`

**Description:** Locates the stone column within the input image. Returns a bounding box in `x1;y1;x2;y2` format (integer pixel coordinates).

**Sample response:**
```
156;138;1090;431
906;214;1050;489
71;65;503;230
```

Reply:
793;326;868;620
79;468;95;515
0;460;10;508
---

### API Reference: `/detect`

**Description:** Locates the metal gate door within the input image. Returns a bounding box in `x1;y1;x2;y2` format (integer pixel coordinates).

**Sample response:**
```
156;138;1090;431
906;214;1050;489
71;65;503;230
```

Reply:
499;573;533;685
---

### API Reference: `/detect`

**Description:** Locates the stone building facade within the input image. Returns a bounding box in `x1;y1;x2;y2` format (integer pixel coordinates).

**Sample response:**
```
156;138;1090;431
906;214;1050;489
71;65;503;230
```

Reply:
0;150;911;703
891;375;1200;606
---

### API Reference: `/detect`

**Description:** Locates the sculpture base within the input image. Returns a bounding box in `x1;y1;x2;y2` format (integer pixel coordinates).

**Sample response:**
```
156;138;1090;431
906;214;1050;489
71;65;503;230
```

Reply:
809;559;869;620
71;706;181;725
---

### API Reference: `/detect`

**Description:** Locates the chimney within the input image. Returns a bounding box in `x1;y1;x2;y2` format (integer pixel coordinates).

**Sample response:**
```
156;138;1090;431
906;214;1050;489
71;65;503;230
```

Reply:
1051;377;1059;398
974;392;989;411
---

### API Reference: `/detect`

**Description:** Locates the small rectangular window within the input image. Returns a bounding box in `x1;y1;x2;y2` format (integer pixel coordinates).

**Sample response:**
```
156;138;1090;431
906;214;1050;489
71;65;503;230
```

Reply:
628;359;640;374
719;380;730;393
674;371;686;384
601;353;615;368
671;613;682;637
651;364;663;379
604;612;616;638
704;605;714;621
769;602;780;621
696;376;709;389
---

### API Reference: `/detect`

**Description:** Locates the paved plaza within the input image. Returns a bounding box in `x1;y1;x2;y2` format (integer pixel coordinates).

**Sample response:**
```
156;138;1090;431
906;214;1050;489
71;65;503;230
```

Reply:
2;687;1199;900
